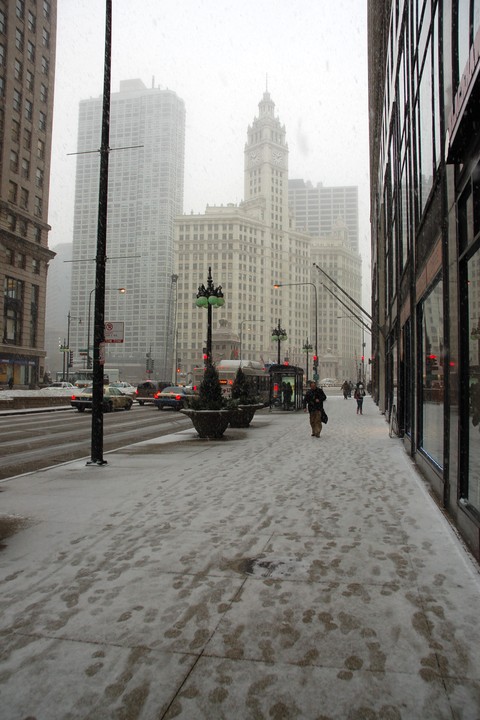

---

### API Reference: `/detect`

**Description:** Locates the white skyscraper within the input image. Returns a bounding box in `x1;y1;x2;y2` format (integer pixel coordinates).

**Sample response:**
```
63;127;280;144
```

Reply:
175;91;312;377
70;79;185;381
175;91;362;384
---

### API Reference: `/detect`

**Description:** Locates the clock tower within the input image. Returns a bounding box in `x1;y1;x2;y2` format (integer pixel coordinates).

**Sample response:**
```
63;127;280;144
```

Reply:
244;91;289;230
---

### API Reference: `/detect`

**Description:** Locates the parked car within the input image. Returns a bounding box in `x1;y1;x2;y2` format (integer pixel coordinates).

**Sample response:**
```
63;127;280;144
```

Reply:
70;386;133;412
110;381;136;396
154;386;196;411
135;380;170;405
47;381;75;389
320;378;337;387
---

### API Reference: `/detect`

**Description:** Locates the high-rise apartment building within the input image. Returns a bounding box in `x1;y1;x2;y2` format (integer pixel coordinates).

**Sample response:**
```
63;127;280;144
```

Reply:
0;0;56;386
289;179;359;252
70;79;185;381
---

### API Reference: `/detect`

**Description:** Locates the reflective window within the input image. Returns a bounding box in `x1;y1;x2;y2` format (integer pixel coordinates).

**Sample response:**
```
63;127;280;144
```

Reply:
464;165;480;511
418;47;433;212
420;277;444;467
3;277;24;345
468;249;480;510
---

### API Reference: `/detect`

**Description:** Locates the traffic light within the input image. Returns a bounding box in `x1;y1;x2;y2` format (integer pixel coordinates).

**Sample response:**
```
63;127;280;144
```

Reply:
146;355;154;373
202;347;208;365
68;350;73;367
361;355;365;362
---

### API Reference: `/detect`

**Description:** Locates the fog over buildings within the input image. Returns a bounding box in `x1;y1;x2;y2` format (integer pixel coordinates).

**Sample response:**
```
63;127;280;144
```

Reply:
42;1;370;379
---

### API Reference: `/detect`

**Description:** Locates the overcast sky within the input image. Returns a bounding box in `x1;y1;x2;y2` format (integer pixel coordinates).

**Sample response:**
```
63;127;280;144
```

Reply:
48;0;370;274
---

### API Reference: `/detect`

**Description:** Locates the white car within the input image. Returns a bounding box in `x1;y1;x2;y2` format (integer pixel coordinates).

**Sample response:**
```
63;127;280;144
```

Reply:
110;381;136;396
320;378;337;387
47;381;75;388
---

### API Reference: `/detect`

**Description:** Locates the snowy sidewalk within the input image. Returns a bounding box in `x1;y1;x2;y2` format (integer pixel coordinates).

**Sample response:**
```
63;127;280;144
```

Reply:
1;395;480;719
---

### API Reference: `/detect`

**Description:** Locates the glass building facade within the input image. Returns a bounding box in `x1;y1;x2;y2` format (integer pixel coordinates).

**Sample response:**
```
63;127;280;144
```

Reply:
368;0;480;559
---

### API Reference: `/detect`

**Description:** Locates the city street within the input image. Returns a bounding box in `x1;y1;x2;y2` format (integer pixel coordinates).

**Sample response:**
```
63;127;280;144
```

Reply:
0;405;190;481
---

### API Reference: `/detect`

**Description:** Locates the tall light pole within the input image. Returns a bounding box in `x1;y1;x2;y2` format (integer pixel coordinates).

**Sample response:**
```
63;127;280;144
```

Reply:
196;267;224;366
271;319;287;365
66;311;81;382
274;282;318;381
165;274;178;383
89;0;112;466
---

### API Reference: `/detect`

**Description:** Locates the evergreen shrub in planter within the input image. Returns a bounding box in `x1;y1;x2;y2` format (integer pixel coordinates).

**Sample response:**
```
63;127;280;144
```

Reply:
229;367;264;428
180;364;232;438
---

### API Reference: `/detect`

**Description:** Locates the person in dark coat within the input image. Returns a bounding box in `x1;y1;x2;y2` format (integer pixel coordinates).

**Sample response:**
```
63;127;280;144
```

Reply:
354;382;366;414
341;380;350;399
303;380;327;437
283;381;293;410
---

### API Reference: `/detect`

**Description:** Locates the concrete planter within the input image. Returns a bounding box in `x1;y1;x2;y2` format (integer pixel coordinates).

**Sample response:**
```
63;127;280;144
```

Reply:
180;408;232;439
229;403;264;428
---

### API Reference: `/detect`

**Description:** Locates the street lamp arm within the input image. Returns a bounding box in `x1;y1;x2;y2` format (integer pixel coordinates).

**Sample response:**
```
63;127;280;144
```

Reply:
321;283;372;332
313;262;372;321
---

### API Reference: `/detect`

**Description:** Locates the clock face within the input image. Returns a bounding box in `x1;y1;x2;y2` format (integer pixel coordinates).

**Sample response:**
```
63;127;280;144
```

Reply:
272;150;283;164
250;149;261;163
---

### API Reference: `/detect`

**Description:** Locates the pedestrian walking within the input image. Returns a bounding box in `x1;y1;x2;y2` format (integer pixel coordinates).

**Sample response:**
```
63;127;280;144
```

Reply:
354;383;366;414
7;376;13;390
303;380;327;437
341;380;350;399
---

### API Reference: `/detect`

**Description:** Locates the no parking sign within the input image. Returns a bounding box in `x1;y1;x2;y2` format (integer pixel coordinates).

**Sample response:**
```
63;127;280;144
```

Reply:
104;322;124;343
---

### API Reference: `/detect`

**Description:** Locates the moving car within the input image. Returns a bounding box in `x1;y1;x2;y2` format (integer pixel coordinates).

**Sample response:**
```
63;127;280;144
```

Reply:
47;381;75;388
154;386;195;411
70;386;133;413
110;381;136;396
135;380;170;405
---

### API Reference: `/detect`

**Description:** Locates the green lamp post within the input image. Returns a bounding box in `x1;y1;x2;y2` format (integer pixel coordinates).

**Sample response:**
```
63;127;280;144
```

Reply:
196;267;224;366
271;319;287;364
303;339;313;381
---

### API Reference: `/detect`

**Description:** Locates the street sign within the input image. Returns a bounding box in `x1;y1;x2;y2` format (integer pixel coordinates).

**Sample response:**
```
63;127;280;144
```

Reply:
104;321;124;343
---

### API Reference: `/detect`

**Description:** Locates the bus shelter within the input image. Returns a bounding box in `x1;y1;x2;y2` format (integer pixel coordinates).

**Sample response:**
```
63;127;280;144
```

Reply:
269;364;304;411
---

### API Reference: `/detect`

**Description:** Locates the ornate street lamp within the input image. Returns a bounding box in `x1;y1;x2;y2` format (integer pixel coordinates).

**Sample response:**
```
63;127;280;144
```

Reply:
196;267;224;365
303;339;313;381
271;319;287;364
